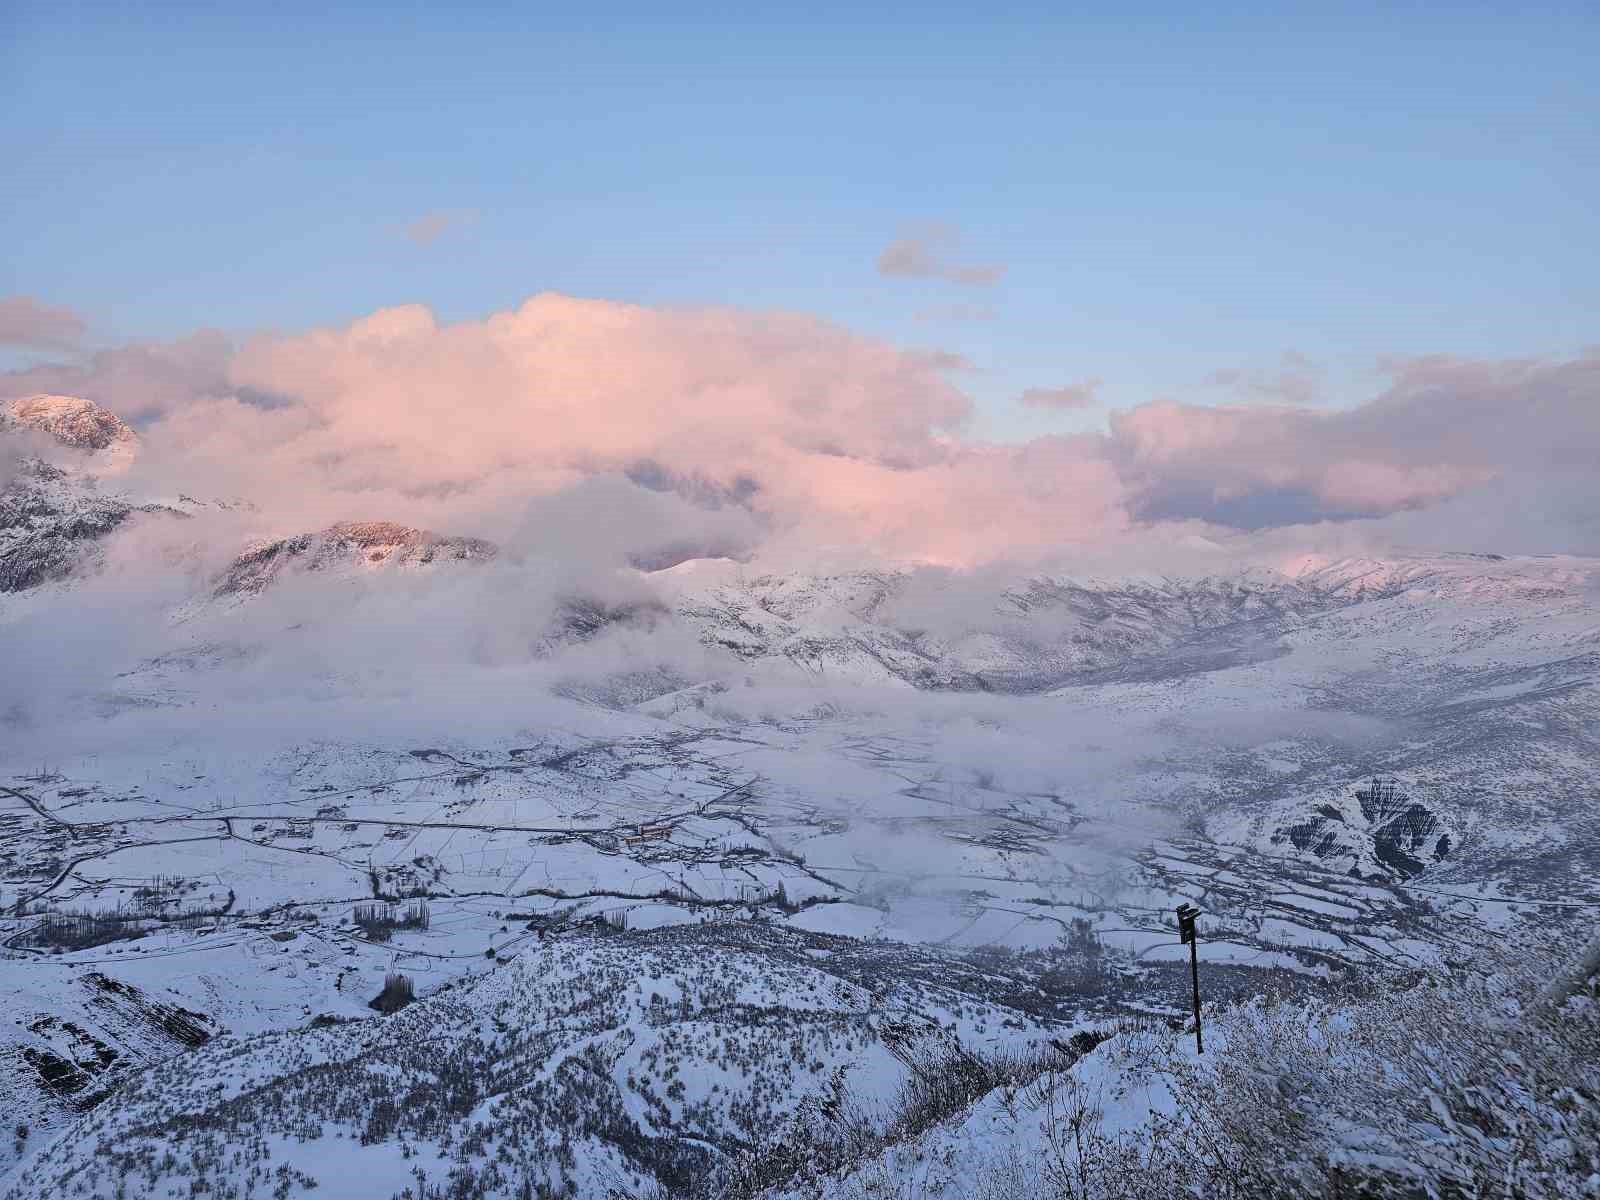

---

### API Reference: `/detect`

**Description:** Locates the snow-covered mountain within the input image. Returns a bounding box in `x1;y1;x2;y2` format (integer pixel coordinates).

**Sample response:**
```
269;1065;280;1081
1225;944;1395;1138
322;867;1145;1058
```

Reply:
0;397;171;592
212;520;499;599
1;394;139;463
656;552;1571;692
0;460;142;592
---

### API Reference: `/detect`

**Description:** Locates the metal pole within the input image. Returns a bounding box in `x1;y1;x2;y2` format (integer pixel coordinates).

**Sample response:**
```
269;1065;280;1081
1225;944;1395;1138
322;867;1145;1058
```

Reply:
1176;903;1203;1054
1188;933;1203;1055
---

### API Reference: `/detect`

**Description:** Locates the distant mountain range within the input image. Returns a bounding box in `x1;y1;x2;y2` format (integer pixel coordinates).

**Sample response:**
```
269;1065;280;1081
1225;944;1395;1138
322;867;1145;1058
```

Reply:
5;398;1598;893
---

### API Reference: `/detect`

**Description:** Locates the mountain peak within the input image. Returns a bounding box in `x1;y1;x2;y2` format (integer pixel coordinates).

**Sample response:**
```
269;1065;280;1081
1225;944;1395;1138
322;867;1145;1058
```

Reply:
213;520;498;598
2;394;137;452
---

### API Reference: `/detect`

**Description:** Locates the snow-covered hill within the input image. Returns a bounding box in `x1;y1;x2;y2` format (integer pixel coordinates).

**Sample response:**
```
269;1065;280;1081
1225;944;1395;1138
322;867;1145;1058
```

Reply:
0;924;1078;1199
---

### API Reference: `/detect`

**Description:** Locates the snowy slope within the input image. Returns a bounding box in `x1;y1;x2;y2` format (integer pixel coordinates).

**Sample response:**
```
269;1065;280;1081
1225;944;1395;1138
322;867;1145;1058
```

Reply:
2;925;1075;1200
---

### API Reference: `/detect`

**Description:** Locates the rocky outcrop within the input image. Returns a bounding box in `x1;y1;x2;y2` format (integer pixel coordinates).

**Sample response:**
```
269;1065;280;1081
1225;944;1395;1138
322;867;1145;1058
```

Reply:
213;520;498;598
0;462;139;591
0;396;155;590
1;395;138;457
1275;778;1451;879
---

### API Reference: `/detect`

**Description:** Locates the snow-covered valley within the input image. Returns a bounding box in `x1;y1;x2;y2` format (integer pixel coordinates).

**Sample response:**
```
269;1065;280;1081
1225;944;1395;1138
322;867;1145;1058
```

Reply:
2;396;1597;1198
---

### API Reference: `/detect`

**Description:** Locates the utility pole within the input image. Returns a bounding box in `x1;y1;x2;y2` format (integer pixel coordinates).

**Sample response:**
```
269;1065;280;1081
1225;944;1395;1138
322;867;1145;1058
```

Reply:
1176;903;1203;1054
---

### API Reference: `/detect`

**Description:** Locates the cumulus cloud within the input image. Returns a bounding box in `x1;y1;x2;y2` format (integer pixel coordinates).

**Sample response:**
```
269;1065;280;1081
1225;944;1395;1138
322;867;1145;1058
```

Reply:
1107;350;1598;535
1109;398;1494;527
1019;379;1101;410
876;225;1005;287
100;294;1132;564
0;330;234;421
0;295;87;348
3;294;1594;566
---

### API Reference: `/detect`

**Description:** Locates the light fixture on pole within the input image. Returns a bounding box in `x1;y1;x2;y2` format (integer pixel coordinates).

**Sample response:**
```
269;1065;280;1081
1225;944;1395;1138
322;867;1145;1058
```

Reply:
1176;903;1203;1054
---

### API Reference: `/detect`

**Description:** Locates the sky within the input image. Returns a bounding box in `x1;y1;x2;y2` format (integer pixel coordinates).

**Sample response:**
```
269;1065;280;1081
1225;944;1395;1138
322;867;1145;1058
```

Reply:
5;3;1597;436
1;3;1597;565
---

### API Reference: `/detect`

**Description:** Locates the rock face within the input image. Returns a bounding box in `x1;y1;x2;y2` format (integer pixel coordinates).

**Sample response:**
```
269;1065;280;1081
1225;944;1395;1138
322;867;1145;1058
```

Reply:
0;462;142;592
1;397;152;592
1275;777;1450;879
1;394;138;458
1355;777;1449;877
208;521;674;659
213;520;498;597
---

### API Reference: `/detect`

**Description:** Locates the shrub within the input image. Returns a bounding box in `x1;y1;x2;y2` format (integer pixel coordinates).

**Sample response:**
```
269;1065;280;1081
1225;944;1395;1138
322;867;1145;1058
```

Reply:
370;973;416;1014
1036;923;1600;1200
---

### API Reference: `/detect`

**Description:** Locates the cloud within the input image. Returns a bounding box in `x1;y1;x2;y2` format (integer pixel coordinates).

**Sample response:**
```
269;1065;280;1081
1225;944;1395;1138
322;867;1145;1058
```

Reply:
876;225;1005;287
1341;469;1600;557
1107;399;1492;527
1019;379;1101;410
136;294;1121;563
4;299;1598;767
0;295;87;348
0;330;234;422
6;295;1595;566
1204;350;1324;406
1106;350;1599;535
398;209;477;247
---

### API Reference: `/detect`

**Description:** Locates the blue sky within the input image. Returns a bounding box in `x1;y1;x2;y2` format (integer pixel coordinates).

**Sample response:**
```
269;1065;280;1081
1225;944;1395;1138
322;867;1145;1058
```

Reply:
4;2;1596;440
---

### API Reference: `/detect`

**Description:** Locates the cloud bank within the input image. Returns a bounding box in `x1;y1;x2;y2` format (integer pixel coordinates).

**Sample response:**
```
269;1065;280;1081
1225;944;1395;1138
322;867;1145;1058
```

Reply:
2;294;1595;565
1112;353;1598;533
1;294;1593;772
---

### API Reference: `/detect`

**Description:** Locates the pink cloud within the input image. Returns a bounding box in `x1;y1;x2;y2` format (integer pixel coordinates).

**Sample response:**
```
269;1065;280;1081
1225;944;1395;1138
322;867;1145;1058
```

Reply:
124;295;1095;560
9;294;1593;563
0;330;232;421
130;294;1139;563
1020;380;1101;410
0;295;86;348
